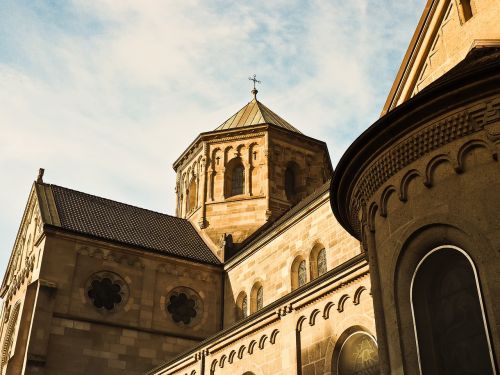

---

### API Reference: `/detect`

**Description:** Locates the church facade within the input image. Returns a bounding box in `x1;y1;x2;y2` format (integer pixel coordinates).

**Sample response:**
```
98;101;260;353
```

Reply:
1;0;499;374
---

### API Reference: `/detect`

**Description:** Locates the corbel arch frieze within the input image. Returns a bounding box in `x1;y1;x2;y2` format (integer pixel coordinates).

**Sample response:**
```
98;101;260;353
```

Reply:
423;153;455;187
348;100;498;237
456;138;498;172
367;134;499;227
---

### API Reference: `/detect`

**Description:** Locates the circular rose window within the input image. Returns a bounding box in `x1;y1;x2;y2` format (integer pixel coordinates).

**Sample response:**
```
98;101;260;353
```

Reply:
166;287;202;325
86;271;129;312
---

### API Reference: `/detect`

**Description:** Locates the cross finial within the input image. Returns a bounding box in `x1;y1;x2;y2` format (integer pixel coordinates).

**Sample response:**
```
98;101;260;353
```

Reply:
248;74;261;99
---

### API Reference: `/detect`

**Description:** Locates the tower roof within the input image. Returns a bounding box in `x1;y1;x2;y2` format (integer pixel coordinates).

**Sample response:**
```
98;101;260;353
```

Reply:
216;96;302;134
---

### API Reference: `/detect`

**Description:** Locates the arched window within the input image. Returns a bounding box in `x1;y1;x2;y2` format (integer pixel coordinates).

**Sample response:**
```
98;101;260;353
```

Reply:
317;248;327;276
236;292;248;320
310;244;327;280
284;162;300;202
250;283;263;313
411;246;495;374
242;295;248;318
232;165;244;196
225;158;245;197
187;178;197;213
336;331;379;374
256;286;263;311
291;257;307;291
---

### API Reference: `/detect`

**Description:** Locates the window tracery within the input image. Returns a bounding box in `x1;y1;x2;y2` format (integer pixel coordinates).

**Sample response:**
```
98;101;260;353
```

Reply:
165;287;203;326
86;271;129;312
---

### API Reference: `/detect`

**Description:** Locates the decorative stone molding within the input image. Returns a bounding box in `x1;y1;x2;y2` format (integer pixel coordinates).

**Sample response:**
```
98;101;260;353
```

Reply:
77;246;144;269
367;134;499;230
349;98;500;235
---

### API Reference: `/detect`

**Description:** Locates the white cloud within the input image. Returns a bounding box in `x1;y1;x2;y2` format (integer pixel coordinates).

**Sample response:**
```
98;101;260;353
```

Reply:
0;0;424;273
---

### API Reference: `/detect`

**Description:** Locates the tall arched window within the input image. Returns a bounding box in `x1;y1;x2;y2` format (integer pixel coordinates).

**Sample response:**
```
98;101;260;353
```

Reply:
310;244;327;280
236;292;248;320
225;158;245;197
250;283;263;313
411;246;495;374
284;162;300;202
256;286;263;311
291;257;307;291
232;165;244;196
317;248;327;276
187;178;197;213
242;295;248;318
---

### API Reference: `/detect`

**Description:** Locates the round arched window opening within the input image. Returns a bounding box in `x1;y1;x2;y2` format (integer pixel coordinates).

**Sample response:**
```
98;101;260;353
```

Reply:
411;245;495;374
225;158;245;198
336;331;379;375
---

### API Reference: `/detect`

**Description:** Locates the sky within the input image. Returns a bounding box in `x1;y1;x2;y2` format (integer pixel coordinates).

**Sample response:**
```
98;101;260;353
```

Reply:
0;0;424;275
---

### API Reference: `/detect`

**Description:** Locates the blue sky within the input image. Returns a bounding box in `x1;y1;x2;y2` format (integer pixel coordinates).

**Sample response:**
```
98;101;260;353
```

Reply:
0;0;424;275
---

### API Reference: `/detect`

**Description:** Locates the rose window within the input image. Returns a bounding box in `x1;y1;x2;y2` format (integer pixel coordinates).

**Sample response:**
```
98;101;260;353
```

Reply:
86;271;128;312
167;293;197;324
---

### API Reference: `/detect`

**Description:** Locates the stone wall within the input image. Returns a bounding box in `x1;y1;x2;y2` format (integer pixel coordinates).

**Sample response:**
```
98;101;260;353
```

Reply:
148;257;374;375
23;233;223;375
223;191;361;326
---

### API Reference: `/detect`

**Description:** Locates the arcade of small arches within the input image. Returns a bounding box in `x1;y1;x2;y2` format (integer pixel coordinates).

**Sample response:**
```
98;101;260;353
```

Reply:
176;141;304;217
209;283;376;375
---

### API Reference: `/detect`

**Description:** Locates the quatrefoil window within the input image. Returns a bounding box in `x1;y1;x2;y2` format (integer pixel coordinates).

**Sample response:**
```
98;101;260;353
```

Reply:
86;271;128;312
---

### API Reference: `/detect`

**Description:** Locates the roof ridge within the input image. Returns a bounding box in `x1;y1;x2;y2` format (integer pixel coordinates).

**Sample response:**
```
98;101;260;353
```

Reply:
234;179;331;254
255;100;302;133
43;183;183;221
215;97;301;133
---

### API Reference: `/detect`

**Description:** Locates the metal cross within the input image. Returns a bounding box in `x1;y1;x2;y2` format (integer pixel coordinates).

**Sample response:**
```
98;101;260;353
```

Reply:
248;74;261;90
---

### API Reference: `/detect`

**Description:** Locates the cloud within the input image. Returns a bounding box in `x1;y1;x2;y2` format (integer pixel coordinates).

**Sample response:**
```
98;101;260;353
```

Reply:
0;0;424;273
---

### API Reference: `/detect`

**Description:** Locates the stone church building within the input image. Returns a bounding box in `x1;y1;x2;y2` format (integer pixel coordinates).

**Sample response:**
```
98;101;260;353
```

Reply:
1;0;499;374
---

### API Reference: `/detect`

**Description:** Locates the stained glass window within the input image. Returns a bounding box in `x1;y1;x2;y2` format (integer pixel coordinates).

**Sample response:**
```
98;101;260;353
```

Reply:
256;286;263;311
298;260;307;287
318;248;327;276
337;332;379;375
242;295;248;318
231;165;244;196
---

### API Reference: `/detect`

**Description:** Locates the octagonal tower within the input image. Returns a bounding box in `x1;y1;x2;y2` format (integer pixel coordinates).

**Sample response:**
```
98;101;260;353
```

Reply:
174;89;332;260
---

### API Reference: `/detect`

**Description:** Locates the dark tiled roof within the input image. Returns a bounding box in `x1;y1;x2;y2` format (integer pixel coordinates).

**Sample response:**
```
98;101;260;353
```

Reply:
43;184;220;265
